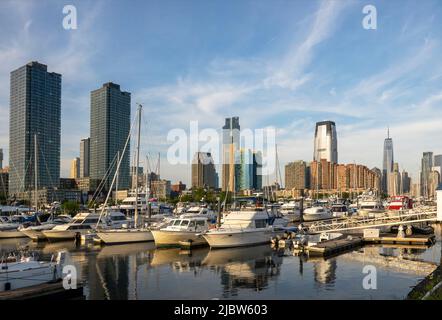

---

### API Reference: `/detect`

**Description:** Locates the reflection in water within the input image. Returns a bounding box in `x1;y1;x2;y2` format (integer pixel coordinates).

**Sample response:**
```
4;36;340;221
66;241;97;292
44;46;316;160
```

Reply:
0;229;441;300
202;245;282;298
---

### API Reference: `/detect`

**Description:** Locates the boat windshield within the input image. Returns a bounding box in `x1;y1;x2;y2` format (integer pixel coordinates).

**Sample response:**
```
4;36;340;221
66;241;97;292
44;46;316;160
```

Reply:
180;220;190;227
172;219;182;226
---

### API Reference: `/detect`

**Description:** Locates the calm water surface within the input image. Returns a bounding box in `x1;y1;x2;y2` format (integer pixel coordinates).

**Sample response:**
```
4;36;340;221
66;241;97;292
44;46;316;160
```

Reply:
1;225;441;300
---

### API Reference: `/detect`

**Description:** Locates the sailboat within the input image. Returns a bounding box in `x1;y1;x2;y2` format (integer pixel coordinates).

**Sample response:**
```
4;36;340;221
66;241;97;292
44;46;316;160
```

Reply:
96;104;154;245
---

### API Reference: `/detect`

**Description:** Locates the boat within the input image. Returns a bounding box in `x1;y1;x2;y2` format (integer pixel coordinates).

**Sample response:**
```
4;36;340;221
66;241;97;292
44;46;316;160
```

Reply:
41;212;106;241
357;197;385;218
20;215;72;241
202;209;283;249
0;216;27;239
95;104;153;245
0;251;66;292
330;204;349;218
151;216;210;248
179;205;217;222
279;201;301;222
387;196;413;211
302;207;333;221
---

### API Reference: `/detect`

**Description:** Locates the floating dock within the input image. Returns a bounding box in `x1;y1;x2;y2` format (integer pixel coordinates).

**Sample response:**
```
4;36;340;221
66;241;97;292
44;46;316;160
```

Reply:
0;280;84;300
363;233;435;245
305;233;436;257
306;237;363;257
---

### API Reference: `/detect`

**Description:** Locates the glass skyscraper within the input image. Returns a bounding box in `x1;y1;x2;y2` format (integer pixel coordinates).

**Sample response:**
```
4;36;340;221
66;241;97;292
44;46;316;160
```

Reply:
90;82;131;191
382;129;394;194
421;151;433;198
222;117;240;192
313;121;338;164
9;62;61;195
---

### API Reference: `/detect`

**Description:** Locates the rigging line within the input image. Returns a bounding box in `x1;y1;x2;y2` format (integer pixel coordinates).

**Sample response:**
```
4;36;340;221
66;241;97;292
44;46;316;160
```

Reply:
89;152;119;205
96;104;140;228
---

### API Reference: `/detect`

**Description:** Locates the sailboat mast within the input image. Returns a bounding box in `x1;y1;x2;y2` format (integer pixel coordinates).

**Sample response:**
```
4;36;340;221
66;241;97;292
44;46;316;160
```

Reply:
134;104;142;227
116;150;120;202
34;134;38;211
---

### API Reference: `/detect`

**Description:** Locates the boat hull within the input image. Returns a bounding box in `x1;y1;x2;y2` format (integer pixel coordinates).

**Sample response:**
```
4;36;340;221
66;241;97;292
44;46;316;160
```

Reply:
21;229;47;241
96;229;154;244
302;214;332;222
202;228;275;248
0;265;57;291
151;229;207;247
0;230;26;239
42;230;87;241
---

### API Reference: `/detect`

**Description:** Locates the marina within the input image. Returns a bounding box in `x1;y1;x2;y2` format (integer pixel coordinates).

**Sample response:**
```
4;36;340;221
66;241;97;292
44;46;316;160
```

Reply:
1;223;441;300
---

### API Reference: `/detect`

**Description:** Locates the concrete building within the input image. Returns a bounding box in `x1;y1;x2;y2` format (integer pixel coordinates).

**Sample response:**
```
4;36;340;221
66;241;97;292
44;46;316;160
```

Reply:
0;168;8;201
401;170;411;194
285;160;310;190
90;82;131;191
151;179;171;200
80;138;90;178
0;148;3;169
313;121;337;163
382;129;394;194
388;163;401;196
421;152;433;198
221;117;240;192
429;170;440;199
9;62;61;195
70;157;80;179
434;154;442;167
192;152;217;189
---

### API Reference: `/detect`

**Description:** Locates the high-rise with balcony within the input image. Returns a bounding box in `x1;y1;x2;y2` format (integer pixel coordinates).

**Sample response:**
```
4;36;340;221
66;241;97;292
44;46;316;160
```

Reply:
382;129;394;194
9;62;61;195
313;121;337;163
90;82;131;191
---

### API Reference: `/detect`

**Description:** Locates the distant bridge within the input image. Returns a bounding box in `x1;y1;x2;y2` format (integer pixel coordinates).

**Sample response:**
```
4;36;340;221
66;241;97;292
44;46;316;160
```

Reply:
307;207;437;234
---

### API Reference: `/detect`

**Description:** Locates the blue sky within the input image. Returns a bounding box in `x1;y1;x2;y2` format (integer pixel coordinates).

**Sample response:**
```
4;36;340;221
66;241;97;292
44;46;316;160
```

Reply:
0;0;442;185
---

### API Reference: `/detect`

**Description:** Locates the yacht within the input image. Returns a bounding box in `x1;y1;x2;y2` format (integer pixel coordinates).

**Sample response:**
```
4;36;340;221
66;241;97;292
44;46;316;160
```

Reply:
0;216;27;239
357;197;385;218
279;201;301;222
330;204;349;218
0;251;66;292
202;209;283;248
20;215;72;241
180;206;217;222
302;207;333;222
151;216;210;247
41;212;106;241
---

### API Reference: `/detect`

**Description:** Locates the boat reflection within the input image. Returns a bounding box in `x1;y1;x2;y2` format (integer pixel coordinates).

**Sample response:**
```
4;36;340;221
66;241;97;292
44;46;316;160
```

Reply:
202;245;282;297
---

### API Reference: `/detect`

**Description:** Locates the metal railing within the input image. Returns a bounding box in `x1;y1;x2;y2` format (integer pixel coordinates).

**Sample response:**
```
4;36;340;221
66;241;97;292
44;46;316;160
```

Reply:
307;208;437;234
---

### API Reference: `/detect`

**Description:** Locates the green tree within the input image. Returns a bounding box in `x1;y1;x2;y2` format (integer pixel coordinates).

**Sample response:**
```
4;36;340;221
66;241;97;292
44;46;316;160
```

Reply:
61;200;80;216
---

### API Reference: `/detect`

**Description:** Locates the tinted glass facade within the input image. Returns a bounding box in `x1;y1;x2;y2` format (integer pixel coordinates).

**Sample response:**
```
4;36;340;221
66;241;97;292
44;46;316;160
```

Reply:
9;62;61;195
90;83;130;191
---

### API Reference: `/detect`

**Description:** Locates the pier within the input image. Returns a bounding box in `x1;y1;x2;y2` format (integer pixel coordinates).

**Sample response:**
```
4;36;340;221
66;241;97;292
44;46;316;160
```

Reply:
0;280;84;300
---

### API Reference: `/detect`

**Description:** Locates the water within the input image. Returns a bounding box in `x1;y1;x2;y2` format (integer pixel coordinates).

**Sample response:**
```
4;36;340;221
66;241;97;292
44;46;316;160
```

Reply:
1;225;441;300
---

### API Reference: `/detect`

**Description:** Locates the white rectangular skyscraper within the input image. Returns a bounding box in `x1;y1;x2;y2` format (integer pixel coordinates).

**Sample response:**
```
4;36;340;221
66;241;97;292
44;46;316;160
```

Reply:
313;121;337;163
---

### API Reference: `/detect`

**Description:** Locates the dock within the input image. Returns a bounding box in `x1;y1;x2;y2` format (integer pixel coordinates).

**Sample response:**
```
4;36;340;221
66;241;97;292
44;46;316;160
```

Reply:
0;280;84;300
305;233;435;257
306;237;363;257
363;233;435;245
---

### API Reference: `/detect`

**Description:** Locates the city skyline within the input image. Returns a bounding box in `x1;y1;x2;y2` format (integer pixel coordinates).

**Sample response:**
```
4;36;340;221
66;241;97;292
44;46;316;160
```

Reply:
1;1;442;186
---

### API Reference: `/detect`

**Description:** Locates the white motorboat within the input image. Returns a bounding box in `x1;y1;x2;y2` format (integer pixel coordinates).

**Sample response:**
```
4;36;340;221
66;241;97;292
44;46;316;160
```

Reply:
357;197;385;218
202;209;282;248
0;251;66;292
0;217;26;239
179;206;217;222
330;204;349;218
41;212;106;241
279;201;301;222
20;215;72;241
95;227;153;244
302;207;333;221
151;216;210;247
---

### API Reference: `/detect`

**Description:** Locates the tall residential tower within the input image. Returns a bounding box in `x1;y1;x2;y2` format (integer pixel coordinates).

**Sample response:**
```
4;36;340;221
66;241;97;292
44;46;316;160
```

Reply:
221;117;240;192
90;82;131;191
9;62;61;195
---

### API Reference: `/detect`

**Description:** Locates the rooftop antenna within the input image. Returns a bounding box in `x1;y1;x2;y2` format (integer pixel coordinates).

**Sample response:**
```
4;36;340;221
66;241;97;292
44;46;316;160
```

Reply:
387;126;390;139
